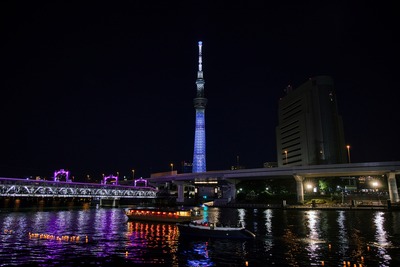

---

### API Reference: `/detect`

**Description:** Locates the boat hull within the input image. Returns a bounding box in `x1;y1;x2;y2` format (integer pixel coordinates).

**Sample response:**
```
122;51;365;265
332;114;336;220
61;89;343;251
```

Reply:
177;223;256;239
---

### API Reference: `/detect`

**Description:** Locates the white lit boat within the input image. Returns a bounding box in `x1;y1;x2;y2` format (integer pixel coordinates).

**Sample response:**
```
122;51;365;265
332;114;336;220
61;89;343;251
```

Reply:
177;221;256;239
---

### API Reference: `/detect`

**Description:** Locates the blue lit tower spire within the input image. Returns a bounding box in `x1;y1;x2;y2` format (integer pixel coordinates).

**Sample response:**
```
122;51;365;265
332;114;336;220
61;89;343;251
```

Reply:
192;41;207;173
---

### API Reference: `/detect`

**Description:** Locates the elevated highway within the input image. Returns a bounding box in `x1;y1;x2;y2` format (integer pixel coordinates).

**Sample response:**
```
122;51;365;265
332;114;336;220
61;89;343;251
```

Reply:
148;161;400;203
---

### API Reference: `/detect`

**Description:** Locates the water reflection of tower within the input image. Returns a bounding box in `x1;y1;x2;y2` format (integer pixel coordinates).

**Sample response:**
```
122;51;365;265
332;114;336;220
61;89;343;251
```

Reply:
192;41;207;173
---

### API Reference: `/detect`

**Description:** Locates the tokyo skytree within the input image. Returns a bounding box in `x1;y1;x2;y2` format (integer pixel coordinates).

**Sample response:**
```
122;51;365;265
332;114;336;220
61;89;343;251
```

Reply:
192;41;207;173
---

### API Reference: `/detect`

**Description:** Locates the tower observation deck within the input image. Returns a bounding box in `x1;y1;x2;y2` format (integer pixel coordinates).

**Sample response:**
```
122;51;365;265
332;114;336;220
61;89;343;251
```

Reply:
192;41;207;173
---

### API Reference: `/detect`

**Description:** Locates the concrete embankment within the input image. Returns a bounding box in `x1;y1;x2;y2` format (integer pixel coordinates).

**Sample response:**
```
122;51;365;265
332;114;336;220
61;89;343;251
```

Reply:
208;202;399;211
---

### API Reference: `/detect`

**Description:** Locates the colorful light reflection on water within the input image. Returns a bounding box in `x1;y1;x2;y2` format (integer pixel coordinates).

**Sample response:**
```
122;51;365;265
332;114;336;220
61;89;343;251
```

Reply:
0;206;400;266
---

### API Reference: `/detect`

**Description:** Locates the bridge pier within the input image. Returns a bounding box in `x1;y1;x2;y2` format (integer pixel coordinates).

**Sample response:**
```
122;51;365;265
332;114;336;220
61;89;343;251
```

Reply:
174;182;197;204
99;197;120;207
176;183;185;204
225;180;237;202
387;172;400;203
293;175;305;204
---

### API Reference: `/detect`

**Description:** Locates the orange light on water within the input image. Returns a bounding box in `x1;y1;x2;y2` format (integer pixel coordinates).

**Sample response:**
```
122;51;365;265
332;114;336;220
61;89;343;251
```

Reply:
28;232;84;243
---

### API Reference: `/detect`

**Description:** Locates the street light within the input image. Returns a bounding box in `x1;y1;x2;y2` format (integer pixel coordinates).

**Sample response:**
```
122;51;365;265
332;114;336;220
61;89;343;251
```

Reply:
306;183;313;191
284;150;288;165
170;163;174;171
371;180;380;205
132;169;135;179
372;181;379;191
346;145;351;163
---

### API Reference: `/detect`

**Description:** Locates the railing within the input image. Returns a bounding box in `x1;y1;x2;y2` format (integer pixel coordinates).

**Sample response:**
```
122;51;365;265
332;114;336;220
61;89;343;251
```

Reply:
0;177;158;199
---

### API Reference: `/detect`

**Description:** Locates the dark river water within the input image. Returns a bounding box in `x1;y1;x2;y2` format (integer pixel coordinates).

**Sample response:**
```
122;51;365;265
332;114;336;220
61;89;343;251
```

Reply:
1;205;400;267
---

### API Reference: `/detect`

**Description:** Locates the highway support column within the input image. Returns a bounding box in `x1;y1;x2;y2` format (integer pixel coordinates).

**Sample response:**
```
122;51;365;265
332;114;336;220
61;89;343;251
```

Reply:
387;171;400;203
225;179;238;202
294;174;305;204
176;182;185;204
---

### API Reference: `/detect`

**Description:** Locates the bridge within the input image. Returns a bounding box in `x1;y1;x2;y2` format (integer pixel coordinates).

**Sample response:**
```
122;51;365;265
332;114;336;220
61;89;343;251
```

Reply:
0;177;158;207
147;161;400;204
2;162;399;206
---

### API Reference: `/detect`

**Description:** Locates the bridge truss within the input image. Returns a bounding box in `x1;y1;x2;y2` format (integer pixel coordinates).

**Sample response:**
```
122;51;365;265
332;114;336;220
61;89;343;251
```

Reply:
0;178;157;199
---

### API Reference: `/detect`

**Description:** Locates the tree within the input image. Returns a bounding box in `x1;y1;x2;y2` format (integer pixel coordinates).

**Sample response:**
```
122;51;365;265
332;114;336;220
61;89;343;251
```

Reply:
319;179;329;193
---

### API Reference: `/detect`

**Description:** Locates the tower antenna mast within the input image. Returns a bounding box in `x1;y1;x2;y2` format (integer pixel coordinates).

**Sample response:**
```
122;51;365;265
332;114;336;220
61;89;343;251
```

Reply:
192;41;208;173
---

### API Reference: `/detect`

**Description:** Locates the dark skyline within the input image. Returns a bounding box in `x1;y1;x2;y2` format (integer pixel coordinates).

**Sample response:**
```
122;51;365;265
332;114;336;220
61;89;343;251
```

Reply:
1;1;398;180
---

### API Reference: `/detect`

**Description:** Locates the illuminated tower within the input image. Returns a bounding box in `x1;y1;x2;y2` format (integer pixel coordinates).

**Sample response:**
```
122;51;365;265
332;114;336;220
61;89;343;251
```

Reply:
192;41;207;173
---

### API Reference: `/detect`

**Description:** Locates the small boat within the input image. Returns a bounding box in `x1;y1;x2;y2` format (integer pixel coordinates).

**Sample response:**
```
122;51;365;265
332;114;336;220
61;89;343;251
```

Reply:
125;207;202;223
177;221;256;239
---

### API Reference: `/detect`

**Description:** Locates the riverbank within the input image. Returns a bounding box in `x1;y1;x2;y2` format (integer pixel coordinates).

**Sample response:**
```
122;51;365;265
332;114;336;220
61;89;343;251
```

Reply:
207;202;400;211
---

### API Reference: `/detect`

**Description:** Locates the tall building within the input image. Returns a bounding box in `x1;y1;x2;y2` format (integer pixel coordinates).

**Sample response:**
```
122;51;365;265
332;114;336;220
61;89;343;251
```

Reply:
275;76;347;167
192;41;207;173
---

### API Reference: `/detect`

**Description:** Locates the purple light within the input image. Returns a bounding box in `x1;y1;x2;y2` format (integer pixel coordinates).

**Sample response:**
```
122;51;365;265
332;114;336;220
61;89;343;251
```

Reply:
54;169;70;182
134;177;147;187
104;174;118;185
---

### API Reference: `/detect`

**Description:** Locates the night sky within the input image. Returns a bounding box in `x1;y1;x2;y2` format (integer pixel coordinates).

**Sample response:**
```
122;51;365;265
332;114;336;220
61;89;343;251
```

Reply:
1;1;398;180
